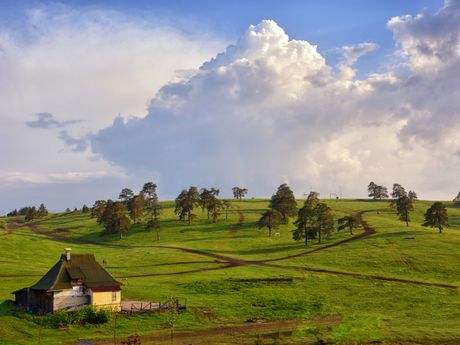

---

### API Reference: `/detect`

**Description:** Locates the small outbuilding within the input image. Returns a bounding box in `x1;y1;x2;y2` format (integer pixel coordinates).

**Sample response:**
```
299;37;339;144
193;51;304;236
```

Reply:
12;249;121;313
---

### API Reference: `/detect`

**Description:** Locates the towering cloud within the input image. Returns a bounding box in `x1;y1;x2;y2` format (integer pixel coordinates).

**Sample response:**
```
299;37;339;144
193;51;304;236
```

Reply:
90;9;460;199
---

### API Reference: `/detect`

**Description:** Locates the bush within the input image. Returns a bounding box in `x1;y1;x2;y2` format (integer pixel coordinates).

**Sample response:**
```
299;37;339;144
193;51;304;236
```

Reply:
39;306;112;328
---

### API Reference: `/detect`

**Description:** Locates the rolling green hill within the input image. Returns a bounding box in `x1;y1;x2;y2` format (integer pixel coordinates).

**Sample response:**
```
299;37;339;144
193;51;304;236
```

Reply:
0;199;459;344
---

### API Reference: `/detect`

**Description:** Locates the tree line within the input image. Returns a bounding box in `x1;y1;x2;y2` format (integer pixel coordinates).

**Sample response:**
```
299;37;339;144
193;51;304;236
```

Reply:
6;204;48;221
89;184;247;239
368;181;448;233
92;182;162;239
174;187;234;225
257;185;357;245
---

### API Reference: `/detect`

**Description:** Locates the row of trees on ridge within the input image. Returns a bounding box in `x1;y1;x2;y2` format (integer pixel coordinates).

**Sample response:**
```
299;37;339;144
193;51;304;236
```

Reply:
7;204;48;221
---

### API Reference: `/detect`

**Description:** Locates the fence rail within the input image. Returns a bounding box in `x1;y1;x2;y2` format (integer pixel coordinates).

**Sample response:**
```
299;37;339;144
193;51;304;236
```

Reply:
121;298;186;315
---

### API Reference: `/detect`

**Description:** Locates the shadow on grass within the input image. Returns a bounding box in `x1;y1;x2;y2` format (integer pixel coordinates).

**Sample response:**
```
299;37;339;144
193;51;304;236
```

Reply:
209;242;304;256
372;230;426;238
181;233;255;243
0;300;15;316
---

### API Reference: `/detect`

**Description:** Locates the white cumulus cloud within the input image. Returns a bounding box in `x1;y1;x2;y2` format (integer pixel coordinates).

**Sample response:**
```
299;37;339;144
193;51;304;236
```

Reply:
90;13;460;200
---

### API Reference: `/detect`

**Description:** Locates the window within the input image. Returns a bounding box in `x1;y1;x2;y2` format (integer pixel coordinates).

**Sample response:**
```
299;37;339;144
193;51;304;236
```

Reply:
112;291;117;302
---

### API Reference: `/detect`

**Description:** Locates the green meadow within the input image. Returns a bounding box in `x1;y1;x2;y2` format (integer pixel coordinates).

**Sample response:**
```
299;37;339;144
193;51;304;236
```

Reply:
0;199;459;344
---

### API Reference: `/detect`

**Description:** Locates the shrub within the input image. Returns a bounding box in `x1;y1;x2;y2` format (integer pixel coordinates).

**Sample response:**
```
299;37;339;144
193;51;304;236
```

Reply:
39;306;112;328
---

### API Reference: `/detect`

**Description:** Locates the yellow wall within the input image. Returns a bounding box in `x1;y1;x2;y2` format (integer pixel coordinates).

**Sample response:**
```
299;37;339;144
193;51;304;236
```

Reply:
90;290;121;311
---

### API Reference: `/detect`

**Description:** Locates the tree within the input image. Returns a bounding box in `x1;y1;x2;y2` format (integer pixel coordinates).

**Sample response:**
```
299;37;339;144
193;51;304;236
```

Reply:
423;202;448;234
391;183;407;199
128;194;145;223
37;203;48;217
119;188;134;205
98;200;131;239
18;207;30;216
147;195;162;240
368;182;389;200
270;184;297;223
292;196;319;246
147;217;161;241
199;188;220;220
175;187;200;225
25;206;37;221
92;200;107;220
258;209;282;237
7;209;18;217
315;203;334;243
222;200;232;220
408;190;418;202
232;187;248;200
338;215;360;235
395;196;414;227
82;204;90;213
210;199;223;223
141;182;158;207
306;191;319;202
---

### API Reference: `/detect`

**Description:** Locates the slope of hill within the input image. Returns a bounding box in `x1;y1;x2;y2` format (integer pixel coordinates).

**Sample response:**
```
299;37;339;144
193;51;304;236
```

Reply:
0;199;459;344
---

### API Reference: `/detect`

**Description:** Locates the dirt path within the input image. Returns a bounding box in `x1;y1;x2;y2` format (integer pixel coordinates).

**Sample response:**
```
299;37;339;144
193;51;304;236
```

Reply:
87;320;302;345
17;212;459;289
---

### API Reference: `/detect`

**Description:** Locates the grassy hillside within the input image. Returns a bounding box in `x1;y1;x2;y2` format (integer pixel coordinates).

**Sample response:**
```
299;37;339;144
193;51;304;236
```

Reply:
0;199;459;344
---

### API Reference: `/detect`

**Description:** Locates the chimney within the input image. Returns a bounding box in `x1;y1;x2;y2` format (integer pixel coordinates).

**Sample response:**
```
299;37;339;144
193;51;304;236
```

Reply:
64;248;71;261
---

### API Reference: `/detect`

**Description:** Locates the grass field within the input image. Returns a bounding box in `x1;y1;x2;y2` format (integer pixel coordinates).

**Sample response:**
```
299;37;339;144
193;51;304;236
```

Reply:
0;198;459;344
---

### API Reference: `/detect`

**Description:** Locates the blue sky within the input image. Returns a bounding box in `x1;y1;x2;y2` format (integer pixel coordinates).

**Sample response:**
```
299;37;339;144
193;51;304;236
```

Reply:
1;0;459;211
0;0;443;73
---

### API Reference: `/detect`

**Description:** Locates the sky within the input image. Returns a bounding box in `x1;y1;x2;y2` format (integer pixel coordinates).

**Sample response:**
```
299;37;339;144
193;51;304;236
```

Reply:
1;0;460;212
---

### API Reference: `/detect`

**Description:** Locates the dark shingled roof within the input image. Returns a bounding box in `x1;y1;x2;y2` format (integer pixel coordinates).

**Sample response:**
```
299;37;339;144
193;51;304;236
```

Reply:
30;254;120;291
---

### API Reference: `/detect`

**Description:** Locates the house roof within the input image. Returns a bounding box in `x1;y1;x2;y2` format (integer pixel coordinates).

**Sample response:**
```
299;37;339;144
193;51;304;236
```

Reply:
29;253;121;291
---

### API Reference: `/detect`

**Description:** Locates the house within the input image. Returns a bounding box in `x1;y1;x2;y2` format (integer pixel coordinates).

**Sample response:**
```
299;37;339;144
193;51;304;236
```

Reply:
12;249;121;313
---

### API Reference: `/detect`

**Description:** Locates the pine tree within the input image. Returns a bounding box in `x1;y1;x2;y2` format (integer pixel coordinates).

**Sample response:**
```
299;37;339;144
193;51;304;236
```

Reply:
141;182;158;208
258;209;282;237
292;195;319;246
37;203;48;217
337;215;360;235
368;182;389;200
270;184;297;223
146;190;162;240
232;187;248;199
315;203;334;243
222;200;232;220
175;187;200;225
199;188;220;220
128;194;145;223
395;196;414;227
423;202;449;234
25;206;37;221
119;188;134;205
92;200;107;220
98;201;131;239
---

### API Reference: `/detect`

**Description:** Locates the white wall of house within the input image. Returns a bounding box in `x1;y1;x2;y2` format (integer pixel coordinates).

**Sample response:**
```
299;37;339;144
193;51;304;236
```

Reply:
53;288;90;311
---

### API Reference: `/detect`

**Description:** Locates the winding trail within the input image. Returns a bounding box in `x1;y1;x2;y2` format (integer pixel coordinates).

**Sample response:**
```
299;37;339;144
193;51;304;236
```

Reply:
8;210;459;289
